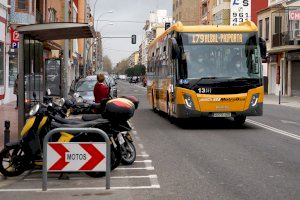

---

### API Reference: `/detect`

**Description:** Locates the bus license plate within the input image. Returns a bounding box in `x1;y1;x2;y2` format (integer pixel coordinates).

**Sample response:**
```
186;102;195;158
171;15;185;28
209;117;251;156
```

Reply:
212;113;231;117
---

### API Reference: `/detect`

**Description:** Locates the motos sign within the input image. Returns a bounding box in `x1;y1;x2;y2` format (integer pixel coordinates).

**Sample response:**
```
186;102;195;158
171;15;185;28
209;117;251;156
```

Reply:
230;0;251;26
47;143;106;172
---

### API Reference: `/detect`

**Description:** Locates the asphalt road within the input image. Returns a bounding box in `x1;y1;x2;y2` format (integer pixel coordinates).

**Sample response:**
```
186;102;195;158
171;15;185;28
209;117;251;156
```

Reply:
0;81;299;200
119;81;300;200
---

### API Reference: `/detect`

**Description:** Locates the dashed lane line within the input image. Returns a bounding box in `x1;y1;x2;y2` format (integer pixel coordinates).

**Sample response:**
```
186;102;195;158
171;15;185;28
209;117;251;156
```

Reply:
247;119;300;141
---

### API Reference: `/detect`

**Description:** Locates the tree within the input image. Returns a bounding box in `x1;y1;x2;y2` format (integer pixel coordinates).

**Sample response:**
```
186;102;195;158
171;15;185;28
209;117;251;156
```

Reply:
114;58;129;74
103;55;113;74
124;65;146;77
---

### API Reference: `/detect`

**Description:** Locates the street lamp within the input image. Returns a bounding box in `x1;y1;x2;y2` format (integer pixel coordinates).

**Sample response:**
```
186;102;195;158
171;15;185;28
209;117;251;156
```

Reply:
98;23;114;32
95;10;114;30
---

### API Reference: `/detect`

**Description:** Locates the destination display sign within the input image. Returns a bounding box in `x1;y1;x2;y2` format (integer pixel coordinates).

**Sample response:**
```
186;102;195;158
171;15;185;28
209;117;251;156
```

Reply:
188;33;244;44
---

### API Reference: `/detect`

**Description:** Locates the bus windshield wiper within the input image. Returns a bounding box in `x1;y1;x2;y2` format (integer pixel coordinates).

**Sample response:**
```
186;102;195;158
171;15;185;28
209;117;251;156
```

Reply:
191;77;218;88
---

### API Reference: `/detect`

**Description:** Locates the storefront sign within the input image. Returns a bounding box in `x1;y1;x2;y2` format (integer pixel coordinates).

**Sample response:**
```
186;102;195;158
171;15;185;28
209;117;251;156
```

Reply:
10;28;19;49
230;0;251;26
289;10;300;20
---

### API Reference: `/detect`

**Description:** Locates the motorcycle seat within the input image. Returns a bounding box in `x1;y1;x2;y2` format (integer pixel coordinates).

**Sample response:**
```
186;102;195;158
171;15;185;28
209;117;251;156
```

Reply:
82;114;103;121
51;118;110;128
54;116;83;124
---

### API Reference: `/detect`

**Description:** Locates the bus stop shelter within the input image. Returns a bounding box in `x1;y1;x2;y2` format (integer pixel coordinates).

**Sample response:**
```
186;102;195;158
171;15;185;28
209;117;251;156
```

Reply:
16;23;95;132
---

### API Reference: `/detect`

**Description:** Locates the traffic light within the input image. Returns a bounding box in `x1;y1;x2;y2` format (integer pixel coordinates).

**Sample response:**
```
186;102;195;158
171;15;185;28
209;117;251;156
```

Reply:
165;22;171;30
131;35;136;44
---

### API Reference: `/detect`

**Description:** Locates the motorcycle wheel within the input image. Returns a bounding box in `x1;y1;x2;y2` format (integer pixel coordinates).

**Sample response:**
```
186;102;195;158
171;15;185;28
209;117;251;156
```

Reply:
85;144;121;178
121;139;136;165
71;134;121;178
0;145;28;177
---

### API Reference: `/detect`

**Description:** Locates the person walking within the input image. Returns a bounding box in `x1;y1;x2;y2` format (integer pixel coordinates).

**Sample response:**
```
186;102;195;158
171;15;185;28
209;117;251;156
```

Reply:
13;75;18;109
94;73;110;103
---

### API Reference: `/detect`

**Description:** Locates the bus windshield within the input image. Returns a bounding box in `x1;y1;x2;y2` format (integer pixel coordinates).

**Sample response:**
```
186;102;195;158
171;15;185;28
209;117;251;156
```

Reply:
180;32;262;80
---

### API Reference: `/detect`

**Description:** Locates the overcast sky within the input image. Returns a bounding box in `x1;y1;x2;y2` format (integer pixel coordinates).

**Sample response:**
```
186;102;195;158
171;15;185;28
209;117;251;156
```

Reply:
91;0;172;66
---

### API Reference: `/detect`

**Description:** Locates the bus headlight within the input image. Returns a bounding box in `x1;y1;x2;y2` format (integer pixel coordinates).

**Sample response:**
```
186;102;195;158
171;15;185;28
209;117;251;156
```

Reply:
184;94;194;109
250;94;259;107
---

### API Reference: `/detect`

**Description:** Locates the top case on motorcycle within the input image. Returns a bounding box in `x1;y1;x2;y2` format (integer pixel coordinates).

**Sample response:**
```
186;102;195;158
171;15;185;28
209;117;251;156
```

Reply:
51;118;110;128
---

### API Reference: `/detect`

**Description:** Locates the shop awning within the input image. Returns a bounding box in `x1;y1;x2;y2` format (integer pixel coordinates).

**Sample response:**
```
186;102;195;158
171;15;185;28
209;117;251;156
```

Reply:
16;22;95;41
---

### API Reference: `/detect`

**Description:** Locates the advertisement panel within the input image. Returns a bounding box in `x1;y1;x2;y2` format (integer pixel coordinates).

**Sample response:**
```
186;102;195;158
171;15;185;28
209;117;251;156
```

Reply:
230;0;251;26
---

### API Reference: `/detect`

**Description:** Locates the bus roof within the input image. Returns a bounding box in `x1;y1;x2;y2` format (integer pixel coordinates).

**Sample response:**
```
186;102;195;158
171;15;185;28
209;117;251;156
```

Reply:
149;21;258;48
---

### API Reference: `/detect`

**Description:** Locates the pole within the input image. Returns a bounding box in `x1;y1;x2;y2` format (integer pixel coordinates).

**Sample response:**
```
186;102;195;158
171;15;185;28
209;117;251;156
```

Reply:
18;34;24;137
83;1;87;77
4;121;10;147
63;0;69;98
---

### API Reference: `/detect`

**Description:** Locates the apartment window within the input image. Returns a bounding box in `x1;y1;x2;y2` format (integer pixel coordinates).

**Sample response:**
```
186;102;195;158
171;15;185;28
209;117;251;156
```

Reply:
275;16;282;34
17;0;26;9
265;17;269;40
259;20;263;38
48;8;57;22
0;42;4;85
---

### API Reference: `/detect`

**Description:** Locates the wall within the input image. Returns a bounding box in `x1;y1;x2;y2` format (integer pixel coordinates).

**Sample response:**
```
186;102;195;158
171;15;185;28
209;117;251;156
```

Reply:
9;0;35;24
173;0;201;25
251;0;268;25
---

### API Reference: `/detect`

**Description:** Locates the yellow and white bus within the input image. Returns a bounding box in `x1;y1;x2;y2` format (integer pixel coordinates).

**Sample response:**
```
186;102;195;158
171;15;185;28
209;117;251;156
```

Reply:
147;21;266;125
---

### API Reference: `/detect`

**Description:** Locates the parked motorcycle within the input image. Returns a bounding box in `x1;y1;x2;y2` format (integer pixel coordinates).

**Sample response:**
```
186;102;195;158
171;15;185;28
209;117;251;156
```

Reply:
0;97;120;177
55;97;139;165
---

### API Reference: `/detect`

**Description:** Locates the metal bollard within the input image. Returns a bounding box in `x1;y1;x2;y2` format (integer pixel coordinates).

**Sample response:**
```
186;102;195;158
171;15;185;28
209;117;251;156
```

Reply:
4;121;10;146
278;90;281;105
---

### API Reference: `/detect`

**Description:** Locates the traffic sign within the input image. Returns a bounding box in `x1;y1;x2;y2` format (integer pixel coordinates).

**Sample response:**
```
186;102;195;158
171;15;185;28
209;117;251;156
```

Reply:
10;28;19;49
47;142;106;172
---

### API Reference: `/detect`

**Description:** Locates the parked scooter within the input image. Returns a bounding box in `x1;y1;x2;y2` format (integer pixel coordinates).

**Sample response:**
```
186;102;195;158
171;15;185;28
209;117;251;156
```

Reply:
0;94;120;177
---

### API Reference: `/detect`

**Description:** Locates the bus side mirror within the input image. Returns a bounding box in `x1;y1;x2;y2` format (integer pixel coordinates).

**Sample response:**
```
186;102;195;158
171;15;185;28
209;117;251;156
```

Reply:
259;37;267;59
169;38;180;59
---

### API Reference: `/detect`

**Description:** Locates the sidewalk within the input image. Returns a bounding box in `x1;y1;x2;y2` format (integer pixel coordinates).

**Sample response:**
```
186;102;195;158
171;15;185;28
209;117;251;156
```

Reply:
264;94;300;109
0;101;18;147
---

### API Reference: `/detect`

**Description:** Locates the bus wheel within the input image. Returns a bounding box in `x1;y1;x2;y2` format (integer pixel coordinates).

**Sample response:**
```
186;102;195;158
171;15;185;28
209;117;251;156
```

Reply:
234;116;246;126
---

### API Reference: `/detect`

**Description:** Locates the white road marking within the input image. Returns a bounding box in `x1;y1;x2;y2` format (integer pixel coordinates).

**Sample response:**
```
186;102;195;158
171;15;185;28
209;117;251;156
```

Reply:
132;131;137;135
149;174;160;188
23;174;156;181
0;185;160;192
247;119;300;141
135;136;141;141
115;167;155;170
138;143;144;149
134;160;152;163
280;120;300;126
136;154;149;158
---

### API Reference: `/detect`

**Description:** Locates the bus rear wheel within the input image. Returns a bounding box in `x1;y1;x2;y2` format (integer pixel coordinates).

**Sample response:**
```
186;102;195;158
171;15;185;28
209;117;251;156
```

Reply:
234;116;246;126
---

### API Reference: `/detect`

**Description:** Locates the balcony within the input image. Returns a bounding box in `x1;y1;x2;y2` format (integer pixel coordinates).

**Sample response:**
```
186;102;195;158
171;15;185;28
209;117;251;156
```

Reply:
272;30;300;47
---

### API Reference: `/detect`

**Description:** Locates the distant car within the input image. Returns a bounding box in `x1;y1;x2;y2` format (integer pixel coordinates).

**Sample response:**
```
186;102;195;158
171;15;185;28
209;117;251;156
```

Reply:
69;75;117;103
129;76;139;83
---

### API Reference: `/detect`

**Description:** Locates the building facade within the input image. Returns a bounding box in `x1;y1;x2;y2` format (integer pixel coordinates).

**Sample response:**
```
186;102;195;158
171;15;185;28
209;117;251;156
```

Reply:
140;10;172;68
258;0;300;96
212;0;268;25
0;0;8;104
201;0;213;24
173;0;201;25
128;51;139;68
